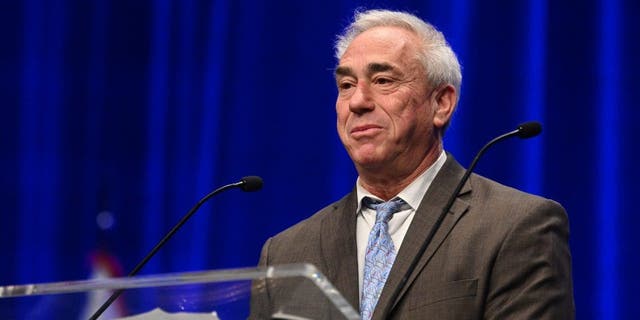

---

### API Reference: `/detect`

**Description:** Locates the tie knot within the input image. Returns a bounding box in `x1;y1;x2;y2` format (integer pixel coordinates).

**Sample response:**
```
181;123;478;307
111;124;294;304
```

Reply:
362;197;409;223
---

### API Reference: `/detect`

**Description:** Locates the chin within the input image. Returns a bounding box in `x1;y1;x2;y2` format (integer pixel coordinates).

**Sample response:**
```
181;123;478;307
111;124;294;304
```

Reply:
353;156;387;171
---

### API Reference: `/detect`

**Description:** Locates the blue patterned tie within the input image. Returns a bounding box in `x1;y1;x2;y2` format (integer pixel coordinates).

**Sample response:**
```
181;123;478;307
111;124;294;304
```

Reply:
360;197;409;320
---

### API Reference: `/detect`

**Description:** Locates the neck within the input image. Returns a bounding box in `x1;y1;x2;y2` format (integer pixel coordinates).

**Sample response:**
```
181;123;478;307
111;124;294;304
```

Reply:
357;145;442;201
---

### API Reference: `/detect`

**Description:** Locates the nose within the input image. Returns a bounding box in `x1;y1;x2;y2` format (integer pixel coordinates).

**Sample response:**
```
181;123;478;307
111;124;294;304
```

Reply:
349;83;375;114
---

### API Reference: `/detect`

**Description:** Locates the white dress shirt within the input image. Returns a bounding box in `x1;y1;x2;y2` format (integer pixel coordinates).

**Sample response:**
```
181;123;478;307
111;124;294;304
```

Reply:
355;150;447;299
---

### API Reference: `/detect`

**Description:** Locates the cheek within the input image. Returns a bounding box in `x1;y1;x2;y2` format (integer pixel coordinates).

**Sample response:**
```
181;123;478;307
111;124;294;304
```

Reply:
335;104;349;139
336;102;349;125
393;104;430;137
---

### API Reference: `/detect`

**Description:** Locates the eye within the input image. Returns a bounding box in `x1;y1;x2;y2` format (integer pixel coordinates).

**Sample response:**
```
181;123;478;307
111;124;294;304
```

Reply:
374;77;393;85
339;83;353;90
337;80;356;92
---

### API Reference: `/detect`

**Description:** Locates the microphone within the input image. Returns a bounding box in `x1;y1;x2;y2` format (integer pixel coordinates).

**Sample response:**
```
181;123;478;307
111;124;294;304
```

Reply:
516;121;542;138
238;175;264;192
89;176;263;320
382;122;542;318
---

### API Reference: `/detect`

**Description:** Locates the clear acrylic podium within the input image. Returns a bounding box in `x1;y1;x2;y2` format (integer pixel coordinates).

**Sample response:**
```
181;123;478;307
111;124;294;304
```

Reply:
0;263;360;320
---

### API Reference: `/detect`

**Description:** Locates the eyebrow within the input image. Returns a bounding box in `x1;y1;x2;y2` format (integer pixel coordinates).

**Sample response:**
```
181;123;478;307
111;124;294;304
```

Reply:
367;62;394;75
334;66;353;78
334;63;396;79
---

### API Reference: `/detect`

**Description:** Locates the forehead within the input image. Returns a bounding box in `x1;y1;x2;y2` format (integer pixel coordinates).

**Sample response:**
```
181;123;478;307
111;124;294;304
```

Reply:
338;26;421;69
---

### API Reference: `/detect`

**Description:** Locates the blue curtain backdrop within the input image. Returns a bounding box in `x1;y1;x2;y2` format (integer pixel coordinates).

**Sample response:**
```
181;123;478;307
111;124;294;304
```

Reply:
1;0;638;318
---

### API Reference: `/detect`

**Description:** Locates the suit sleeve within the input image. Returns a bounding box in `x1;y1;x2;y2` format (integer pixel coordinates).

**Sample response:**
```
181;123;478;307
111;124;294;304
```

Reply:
484;199;575;319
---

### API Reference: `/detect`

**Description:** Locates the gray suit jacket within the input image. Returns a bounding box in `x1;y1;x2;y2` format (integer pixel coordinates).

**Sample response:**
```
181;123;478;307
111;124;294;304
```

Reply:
251;156;574;319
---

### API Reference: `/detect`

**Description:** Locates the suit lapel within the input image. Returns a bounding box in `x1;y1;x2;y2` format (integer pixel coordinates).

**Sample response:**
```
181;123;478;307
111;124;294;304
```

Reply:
373;156;472;318
320;191;360;311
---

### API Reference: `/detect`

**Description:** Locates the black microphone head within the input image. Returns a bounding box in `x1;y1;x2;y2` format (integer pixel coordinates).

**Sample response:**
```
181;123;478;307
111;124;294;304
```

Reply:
517;121;542;138
240;176;263;192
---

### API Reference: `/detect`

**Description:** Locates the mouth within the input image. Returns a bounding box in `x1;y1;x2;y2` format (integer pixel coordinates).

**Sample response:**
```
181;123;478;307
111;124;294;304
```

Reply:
350;124;382;137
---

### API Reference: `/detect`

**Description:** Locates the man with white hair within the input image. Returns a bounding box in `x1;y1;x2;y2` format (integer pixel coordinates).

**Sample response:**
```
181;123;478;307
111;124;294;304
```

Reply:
252;9;574;319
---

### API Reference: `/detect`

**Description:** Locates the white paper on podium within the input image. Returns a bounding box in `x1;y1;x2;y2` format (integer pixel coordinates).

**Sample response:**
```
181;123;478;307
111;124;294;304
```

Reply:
117;308;219;320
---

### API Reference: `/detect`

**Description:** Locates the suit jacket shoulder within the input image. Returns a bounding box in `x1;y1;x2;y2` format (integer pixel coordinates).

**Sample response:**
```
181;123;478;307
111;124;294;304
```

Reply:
261;192;355;266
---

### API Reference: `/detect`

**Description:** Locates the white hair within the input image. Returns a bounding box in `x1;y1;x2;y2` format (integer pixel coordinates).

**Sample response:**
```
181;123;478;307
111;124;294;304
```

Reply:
335;9;462;96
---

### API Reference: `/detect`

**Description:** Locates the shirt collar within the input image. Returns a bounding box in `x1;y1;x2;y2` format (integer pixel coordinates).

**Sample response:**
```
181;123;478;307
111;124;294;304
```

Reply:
355;150;447;214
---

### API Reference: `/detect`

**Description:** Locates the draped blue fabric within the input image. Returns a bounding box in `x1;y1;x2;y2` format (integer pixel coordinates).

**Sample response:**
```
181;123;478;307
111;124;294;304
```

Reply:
1;0;639;318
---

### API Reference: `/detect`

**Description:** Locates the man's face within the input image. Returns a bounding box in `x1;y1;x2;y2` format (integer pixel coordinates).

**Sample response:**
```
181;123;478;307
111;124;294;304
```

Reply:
335;26;442;173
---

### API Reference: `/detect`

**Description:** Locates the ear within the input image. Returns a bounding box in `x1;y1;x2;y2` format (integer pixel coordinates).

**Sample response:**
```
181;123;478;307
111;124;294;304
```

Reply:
432;84;457;129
